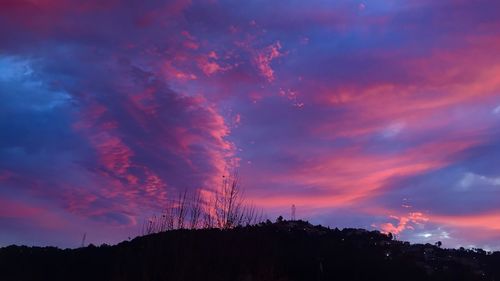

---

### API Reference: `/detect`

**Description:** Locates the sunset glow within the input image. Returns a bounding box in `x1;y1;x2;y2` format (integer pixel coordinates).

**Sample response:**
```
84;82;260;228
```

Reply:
1;0;500;249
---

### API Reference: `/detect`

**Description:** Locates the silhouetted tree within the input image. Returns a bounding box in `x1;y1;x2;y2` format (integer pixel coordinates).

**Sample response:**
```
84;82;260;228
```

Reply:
214;172;244;229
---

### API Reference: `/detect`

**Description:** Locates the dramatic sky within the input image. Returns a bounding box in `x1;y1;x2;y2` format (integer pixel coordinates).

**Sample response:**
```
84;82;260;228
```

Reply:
1;0;500;249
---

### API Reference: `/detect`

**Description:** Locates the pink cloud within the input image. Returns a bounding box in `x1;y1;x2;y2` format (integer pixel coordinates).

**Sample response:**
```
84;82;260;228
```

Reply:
0;197;66;230
378;212;429;235
254;41;283;82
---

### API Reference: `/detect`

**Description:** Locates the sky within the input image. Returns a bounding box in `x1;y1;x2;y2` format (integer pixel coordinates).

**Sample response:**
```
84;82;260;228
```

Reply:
0;0;500;249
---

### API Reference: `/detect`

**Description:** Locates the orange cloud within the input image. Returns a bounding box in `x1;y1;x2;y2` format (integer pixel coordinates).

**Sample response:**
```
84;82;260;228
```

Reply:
378;212;429;235
430;212;500;232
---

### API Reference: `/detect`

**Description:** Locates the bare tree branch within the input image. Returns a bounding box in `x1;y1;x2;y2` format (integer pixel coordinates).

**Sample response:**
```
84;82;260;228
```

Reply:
141;171;265;234
189;190;203;229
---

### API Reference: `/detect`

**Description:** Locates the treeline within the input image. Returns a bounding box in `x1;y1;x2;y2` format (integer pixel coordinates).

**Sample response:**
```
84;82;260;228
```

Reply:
2;220;500;281
142;173;265;235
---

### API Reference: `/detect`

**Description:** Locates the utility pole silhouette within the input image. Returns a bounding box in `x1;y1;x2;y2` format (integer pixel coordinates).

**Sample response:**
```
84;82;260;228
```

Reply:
291;204;296;221
80;233;86;248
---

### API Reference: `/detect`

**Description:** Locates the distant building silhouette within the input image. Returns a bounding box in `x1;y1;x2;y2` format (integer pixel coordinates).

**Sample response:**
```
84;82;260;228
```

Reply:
291;204;296;220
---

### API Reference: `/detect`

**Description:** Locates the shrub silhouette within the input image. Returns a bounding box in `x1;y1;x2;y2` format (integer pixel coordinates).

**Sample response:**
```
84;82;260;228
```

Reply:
142;172;264;235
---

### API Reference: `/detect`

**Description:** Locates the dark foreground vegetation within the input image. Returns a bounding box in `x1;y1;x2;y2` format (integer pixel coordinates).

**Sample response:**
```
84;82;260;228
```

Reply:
1;220;500;281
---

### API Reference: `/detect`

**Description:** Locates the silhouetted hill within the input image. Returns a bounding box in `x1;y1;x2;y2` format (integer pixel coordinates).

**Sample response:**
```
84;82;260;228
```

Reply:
1;220;499;281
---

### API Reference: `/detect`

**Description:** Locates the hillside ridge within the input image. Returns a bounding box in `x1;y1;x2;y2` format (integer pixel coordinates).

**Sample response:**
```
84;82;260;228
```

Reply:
1;220;499;281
